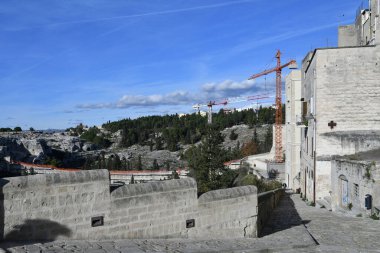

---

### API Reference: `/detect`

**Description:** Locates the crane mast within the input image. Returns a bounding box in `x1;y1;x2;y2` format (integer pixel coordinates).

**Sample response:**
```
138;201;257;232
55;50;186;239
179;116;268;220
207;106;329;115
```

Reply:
248;50;296;163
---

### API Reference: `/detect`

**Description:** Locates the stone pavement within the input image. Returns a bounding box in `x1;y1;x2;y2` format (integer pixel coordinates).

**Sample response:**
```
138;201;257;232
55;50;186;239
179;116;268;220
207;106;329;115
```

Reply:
2;192;380;253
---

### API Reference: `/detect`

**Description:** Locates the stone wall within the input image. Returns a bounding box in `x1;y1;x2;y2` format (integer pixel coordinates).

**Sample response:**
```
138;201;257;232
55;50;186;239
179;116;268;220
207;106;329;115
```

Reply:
188;186;257;239
285;70;302;190
331;159;380;213
0;170;260;241
256;189;284;237
108;178;198;239
0;169;110;241
338;25;357;47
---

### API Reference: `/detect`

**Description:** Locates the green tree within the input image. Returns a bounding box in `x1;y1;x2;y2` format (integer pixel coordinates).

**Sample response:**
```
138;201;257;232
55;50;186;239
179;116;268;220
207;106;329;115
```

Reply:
264;126;273;152
171;170;180;179
137;155;142;170
152;159;159;170
13;126;22;132
29;127;35;132
187;126;234;194
253;128;261;152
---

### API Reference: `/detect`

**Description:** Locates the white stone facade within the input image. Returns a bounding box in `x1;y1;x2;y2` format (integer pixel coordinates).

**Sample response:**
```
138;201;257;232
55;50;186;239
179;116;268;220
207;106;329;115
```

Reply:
285;70;302;190
339;0;380;47
299;3;380;203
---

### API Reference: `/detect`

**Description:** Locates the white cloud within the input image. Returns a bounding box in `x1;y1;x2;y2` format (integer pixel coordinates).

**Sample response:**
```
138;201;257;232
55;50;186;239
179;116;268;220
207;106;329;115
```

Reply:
202;79;256;92
201;79;267;99
77;91;193;109
76;79;272;110
116;91;192;108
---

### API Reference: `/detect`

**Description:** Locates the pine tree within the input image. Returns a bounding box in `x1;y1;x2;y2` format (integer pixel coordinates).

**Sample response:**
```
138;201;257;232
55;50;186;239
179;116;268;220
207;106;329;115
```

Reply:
189;126;227;193
253;127;261;153
264;126;273;152
137;155;142;170
152;159;159;170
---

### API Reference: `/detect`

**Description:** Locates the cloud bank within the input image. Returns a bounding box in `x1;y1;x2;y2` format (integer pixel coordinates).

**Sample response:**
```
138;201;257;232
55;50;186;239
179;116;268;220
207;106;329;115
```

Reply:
76;79;266;110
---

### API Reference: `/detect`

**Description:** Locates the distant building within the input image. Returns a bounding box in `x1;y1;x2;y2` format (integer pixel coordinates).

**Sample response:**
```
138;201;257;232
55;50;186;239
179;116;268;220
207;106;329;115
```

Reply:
13;161;189;184
224;159;242;170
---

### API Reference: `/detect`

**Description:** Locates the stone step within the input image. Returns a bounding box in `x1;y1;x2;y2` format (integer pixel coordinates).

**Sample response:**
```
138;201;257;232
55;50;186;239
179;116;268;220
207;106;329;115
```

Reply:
316;199;332;211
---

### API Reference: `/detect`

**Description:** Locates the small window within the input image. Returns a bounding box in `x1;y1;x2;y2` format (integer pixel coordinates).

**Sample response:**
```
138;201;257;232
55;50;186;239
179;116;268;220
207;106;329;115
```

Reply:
354;184;359;198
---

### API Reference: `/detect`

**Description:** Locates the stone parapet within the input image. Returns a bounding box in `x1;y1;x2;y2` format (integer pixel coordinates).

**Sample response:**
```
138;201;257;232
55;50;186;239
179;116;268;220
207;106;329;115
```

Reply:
0;171;262;241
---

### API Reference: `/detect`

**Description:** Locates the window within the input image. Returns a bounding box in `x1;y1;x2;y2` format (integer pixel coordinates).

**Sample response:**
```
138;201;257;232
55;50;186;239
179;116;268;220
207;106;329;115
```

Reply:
354;183;359;199
302;101;308;118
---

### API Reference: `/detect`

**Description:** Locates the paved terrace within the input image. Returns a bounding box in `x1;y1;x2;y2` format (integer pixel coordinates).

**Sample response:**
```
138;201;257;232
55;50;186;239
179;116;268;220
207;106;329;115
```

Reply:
1;192;380;253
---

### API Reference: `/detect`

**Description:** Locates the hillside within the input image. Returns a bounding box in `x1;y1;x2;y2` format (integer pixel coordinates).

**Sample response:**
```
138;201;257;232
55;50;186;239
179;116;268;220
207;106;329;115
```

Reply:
0;107;278;173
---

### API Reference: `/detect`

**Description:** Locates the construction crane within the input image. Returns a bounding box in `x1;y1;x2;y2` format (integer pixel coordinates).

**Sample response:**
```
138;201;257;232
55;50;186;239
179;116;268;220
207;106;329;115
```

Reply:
193;94;270;124
248;50;297;163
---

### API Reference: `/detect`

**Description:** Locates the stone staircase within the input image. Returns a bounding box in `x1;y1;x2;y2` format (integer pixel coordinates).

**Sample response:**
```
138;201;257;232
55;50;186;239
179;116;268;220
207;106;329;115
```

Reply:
316;196;332;211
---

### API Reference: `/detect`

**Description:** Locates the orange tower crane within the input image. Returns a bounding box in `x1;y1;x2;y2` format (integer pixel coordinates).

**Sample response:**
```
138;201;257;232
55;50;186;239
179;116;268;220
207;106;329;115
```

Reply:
248;50;297;163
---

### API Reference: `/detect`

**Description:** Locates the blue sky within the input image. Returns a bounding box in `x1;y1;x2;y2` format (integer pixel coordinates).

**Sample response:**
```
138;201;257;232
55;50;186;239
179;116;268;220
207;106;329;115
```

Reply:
0;0;362;129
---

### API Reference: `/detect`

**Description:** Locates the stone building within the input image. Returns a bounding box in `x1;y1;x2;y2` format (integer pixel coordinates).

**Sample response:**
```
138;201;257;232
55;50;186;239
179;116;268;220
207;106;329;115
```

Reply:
284;70;302;190
299;0;380;204
330;152;380;214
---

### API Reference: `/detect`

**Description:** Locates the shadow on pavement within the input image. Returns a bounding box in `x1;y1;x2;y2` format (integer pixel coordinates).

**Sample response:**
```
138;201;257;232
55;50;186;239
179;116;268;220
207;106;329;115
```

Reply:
0;219;71;252
259;192;309;237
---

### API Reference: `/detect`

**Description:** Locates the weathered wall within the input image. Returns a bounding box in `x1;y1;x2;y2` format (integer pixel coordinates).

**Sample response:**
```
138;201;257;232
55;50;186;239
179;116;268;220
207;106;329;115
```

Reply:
315;46;380;146
256;189;284;237
0;170;259;241
331;159;379;213
1;170;110;241
338;25;357;47
314;161;331;201
189;186;257;239
108;178;198;239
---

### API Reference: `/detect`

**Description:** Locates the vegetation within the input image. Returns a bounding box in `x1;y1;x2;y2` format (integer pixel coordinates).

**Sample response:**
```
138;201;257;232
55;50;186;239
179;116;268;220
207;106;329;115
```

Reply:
184;125;280;194
238;174;282;193
364;161;376;181
0;127;13;132
80;126;111;148
185;125;237;194
44;157;63;167
102;106;280;150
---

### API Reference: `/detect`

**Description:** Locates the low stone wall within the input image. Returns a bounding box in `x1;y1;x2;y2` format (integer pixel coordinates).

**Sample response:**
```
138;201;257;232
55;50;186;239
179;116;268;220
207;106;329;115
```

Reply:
108;178;198;239
256;188;285;237
0;170;259;241
0;170;110;240
188;186;257;239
